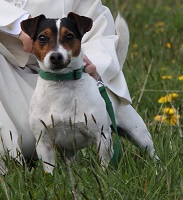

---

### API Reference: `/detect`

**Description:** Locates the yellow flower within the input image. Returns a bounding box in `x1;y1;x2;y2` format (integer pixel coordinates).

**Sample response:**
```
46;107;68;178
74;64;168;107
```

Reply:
158;93;179;103
154;115;161;121
168;108;175;115
178;75;183;81
163;107;175;115
158;96;167;103
154;115;167;122
158;96;171;103
169;93;179;99
161;75;172;80
169;114;180;125
166;42;171;49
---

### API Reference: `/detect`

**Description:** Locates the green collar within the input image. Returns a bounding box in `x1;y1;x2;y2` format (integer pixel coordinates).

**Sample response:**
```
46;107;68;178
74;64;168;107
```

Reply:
39;67;84;81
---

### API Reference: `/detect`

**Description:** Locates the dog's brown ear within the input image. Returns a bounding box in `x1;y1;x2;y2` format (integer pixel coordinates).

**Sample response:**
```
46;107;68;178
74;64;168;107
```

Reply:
67;12;93;36
21;15;46;39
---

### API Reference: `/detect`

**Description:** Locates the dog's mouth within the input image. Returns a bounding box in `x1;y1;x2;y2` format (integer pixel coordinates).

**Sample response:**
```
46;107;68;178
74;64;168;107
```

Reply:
50;62;70;70
49;52;70;70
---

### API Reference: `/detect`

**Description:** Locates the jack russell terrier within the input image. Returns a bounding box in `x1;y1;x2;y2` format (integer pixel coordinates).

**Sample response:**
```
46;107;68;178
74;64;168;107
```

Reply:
21;12;158;173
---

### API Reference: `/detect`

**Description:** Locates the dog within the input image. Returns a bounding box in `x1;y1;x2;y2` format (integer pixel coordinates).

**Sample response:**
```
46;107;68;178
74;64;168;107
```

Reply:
21;12;115;173
21;12;158;173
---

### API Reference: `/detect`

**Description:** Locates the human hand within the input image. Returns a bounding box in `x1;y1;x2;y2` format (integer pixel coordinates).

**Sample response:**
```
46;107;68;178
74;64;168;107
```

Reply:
19;31;33;53
82;54;100;80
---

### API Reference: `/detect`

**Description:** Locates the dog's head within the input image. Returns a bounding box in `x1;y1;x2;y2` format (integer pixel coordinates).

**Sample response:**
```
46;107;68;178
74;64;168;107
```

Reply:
21;12;93;72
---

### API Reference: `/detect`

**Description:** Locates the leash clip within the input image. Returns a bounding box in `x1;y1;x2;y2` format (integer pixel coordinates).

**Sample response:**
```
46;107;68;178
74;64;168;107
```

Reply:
96;80;105;88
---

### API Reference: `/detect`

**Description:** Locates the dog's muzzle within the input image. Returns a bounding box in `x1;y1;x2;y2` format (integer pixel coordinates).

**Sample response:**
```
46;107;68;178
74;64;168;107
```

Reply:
49;52;68;70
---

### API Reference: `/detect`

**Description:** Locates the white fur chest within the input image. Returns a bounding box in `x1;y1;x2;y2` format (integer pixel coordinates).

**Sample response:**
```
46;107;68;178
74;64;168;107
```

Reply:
29;73;108;133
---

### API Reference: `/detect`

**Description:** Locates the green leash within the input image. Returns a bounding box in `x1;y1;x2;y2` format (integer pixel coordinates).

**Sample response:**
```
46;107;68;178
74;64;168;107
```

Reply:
39;68;121;167
98;84;121;168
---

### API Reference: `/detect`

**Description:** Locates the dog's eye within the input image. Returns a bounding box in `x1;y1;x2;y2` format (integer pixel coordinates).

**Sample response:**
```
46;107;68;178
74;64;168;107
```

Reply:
38;35;48;43
64;34;75;42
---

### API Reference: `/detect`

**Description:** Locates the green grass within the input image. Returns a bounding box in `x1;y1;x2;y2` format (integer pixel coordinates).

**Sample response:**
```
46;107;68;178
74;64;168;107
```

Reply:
0;1;183;199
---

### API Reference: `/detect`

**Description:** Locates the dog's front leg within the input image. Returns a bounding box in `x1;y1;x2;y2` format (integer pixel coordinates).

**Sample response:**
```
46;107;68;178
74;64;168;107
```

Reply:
35;131;56;174
97;130;113;169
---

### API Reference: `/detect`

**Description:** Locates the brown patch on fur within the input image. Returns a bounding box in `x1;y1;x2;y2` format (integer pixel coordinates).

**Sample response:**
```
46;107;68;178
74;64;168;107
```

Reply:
33;28;57;61
59;27;81;57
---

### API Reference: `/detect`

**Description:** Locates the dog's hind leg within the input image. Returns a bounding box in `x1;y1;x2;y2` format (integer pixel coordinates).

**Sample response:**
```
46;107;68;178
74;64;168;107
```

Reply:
115;103;159;160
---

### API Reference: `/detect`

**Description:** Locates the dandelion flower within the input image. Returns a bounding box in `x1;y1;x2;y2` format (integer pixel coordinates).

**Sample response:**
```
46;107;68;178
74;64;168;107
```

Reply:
170;93;179;99
154;115;167;122
161;75;172;80
166;42;171;49
154;115;161;121
158;96;167;103
158;96;171;103
169;114;180;126
178;75;183;81
168;108;175;115
158;93;179;103
163;107;175;115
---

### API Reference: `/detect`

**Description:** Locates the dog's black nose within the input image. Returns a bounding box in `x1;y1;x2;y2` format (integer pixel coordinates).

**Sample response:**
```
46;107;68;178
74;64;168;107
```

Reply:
50;52;63;65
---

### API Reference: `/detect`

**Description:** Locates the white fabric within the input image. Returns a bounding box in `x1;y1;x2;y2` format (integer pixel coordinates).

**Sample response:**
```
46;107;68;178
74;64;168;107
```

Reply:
0;0;29;26
0;13;30;35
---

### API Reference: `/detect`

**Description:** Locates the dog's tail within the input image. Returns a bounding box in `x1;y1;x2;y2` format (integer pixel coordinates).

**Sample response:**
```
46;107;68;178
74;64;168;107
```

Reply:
115;13;130;69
